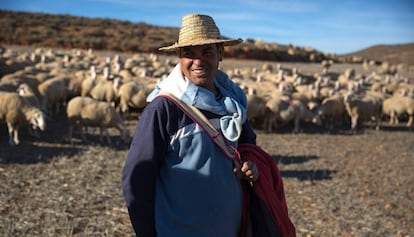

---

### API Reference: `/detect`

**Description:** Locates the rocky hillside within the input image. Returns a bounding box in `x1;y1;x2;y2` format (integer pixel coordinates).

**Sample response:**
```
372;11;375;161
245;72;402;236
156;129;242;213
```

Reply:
1;9;413;65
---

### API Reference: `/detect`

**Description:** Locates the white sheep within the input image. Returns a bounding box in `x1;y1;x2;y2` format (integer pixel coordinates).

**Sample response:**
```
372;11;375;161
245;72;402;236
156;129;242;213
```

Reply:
382;95;414;127
321;60;333;74
263;94;289;133
17;83;40;108
38;77;68;116
17;83;43;137
80;75;96;97
343;93;382;131
294;99;322;130
66;96;130;144
117;80;153;118
89;77;122;106
246;87;267;129
316;94;347;130
264;94;319;133
0;91;46;146
290;84;321;105
78;66;99;97
0;79;20;92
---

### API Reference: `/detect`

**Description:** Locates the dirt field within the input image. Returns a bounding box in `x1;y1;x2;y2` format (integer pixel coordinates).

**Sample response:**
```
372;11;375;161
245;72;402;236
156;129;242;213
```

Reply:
0;49;413;236
1;112;413;237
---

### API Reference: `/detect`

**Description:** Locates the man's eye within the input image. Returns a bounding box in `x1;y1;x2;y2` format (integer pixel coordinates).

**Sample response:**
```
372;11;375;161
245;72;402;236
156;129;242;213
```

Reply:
182;51;192;57
204;50;214;56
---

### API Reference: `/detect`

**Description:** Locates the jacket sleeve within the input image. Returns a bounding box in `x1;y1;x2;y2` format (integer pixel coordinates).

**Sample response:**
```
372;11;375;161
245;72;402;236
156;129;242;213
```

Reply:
238;119;257;145
121;99;171;237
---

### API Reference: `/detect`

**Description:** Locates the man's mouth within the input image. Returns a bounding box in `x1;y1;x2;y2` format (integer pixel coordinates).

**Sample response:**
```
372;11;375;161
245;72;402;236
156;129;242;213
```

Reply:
192;68;207;75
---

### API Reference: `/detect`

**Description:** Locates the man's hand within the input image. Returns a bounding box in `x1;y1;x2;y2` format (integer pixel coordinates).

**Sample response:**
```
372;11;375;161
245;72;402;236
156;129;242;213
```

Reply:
233;160;259;182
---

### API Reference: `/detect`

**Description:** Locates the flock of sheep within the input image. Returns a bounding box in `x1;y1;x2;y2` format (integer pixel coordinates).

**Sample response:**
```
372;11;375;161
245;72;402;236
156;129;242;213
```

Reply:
0;46;164;146
235;60;414;133
0;45;413;146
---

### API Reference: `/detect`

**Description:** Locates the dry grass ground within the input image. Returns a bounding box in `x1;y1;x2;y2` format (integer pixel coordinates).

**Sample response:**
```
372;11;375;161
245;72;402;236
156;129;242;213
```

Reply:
1;111;413;237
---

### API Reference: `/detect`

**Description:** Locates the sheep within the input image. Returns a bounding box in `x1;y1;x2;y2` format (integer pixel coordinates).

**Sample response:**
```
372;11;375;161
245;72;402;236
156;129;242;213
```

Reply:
278;81;295;96
294;99;322;130
66;75;83;100
80;75;96;97
266;98;289;132
17;83;40;108
290;84;321;106
382;96;414;127
37;77;68;116
2;72;41;95
245;87;267;129
117;80;153;118
0;91;46;146
66;96;130;145
263;95;320;133
17;83;43;137
0;79;20;92
274;98;322;133
80;66;98;97
393;84;414;98
249;79;278;98
343;93;382;131
321;60;333;74
89;76;122;106
315;94;348;130
118;69;133;80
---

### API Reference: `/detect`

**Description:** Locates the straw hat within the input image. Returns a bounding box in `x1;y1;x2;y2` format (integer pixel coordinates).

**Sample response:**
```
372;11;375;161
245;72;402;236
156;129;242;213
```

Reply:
159;14;242;51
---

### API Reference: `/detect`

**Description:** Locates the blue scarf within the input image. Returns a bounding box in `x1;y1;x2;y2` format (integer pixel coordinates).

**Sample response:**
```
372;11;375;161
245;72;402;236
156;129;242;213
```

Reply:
147;63;247;141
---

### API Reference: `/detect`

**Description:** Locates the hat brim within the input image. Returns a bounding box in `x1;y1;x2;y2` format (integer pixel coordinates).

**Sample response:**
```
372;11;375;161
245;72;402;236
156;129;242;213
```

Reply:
159;38;243;51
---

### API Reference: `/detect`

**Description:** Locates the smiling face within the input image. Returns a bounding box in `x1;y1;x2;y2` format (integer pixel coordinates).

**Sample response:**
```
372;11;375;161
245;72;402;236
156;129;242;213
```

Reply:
178;44;223;93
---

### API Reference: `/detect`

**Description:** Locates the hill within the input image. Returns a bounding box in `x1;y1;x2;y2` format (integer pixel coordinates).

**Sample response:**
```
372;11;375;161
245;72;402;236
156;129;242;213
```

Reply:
341;43;414;66
1;9;413;65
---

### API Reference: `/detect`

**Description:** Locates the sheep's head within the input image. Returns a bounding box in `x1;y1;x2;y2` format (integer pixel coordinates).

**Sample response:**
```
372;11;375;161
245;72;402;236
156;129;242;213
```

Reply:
30;110;46;131
17;83;32;95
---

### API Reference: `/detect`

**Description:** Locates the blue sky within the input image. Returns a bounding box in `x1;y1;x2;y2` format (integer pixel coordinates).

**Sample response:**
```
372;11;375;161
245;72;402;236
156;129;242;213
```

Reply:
1;0;414;54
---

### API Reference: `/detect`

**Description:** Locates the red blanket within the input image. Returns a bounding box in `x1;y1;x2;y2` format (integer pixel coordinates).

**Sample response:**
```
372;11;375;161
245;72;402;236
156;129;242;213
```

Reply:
239;143;296;237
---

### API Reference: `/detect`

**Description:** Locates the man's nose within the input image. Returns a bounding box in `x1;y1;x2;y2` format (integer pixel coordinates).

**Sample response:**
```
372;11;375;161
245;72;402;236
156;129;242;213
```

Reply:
192;57;203;65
